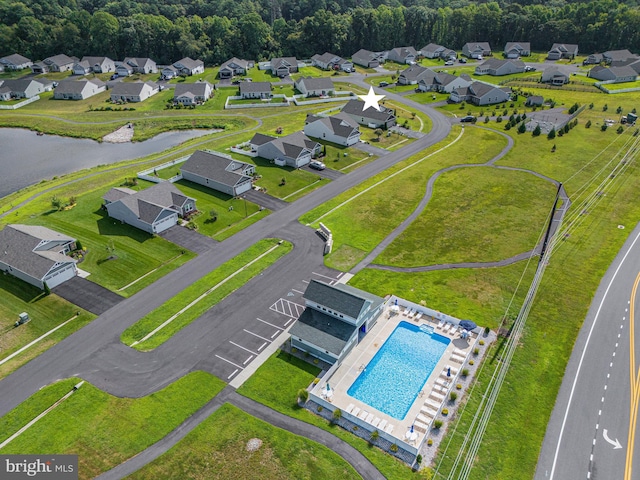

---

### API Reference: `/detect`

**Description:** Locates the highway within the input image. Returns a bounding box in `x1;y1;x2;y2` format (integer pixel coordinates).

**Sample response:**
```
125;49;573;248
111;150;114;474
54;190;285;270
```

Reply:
535;221;640;480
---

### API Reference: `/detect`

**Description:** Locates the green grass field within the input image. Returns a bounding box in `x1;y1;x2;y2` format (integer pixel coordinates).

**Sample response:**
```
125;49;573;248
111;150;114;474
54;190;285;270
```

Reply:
121;239;291;350
0;372;225;480
127;403;361;480
0;277;95;379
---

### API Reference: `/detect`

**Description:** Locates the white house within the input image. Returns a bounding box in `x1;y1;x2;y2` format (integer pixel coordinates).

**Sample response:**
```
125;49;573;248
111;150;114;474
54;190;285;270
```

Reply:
180;150;255;196
450;81;511;106
304;113;360;147
54;79;106;100
0;53;32;70
173;81;213;105
462;42;492;59
250;131;321;168
294;77;334;97
110;81;159;103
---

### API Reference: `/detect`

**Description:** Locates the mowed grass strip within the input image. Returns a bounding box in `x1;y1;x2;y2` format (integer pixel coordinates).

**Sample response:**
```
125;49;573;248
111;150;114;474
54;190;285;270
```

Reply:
0;372;225;480
0;277;95;379
376;167;556;266
300;127;508;271
122;239;292;350
237;350;415;480
126;403;361;480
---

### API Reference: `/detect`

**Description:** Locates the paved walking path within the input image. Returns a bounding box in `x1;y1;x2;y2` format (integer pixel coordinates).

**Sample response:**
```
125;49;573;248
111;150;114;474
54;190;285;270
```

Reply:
96;386;385;480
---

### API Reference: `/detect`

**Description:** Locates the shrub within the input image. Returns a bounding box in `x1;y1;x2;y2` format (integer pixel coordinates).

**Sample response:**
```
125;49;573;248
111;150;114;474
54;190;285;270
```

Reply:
75;240;83;251
370;430;379;442
479;340;485;345
441;408;449;416
522;113;527;120
496;116;502;123
43;282;51;296
68;196;77;206
313;358;319;364
547;128;556;139
504;123;512;131
469;360;475;366
456;383;462;390
417;454;423;464
617;126;624;134
617;106;623;114
532;124;541;136
563;124;570;134
589;102;594;109
298;388;309;403
484;326;490;335
585;120;592;128
433;420;443;429
317;405;323;412
473;348;479;355
518;122;527;134
450;392;458;402
601;124;608;131
603;104;608;111
313;378;320;384
461;368;470;377
390;444;398;452
51;195;62;211
332;409;342;422
427;438;433;446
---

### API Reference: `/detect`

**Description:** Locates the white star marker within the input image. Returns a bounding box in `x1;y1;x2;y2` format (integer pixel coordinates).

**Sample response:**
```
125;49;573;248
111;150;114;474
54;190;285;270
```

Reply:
359;86;385;111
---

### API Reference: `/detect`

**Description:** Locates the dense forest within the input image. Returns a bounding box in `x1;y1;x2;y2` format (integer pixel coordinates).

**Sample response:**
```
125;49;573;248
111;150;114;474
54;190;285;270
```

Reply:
1;0;639;65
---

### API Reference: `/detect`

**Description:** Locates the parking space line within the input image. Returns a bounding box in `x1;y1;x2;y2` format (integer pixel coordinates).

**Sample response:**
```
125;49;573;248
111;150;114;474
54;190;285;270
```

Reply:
284;318;294;327
230;341;258;355
312;271;337;281
228;369;239;379
285;302;293;316
215;354;244;370
337;272;344;278
243;355;253;365
292;289;304;294
258;342;267;351
302;280;309;284
271;331;279;339
243;329;272;342
257;318;284;330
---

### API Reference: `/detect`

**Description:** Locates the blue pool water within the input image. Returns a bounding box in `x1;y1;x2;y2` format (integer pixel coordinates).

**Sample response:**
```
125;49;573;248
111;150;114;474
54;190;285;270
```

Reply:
347;321;450;420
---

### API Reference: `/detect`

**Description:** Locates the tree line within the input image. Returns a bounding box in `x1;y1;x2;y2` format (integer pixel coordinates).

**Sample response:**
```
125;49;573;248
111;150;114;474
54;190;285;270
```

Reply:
1;0;639;66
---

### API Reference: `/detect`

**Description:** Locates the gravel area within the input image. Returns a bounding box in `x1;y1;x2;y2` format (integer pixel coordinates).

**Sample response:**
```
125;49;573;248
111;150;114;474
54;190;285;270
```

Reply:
103;124;134;143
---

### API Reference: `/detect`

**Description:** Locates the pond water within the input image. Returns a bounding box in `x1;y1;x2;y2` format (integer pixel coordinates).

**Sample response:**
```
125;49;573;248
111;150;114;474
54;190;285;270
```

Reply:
0;128;218;199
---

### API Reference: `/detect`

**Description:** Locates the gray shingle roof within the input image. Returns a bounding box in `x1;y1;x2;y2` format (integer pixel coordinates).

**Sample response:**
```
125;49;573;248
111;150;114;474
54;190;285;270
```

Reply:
54;78;104;95
240;82;271;94
342;99;395;123
174;81;212;98
504;42;530;52
1;78;45;93
181;150;253;188
0;224;75;279
44;54;75;67
421;43;444;54
174;57;204;70
111;81;157;96
0;53;31;65
220;57;251;71
295;76;333;91
305;113;359;139
102;187;136;203
104;182;193;224
303;279;380;319
289;308;357;356
261;131;319;160
250;133;275;146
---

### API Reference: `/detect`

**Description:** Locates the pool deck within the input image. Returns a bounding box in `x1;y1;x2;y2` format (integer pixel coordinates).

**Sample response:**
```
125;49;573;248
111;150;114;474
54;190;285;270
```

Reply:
310;301;477;451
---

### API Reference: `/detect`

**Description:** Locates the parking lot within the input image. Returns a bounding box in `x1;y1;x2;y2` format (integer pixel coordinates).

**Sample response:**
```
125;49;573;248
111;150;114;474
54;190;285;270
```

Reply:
203;269;346;381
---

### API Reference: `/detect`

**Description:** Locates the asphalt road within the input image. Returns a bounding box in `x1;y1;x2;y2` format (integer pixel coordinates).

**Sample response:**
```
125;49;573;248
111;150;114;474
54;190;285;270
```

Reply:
0;92;453;417
535;221;640;480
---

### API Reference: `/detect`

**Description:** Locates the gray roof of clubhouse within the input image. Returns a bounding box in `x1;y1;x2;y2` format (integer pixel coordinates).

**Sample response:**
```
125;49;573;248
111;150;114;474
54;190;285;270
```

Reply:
303;279;383;319
289;308;357;356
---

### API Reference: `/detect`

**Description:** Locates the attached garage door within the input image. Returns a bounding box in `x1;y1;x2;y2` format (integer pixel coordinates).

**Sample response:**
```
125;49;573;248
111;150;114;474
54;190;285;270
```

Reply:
44;264;77;289
153;213;177;233
235;181;252;196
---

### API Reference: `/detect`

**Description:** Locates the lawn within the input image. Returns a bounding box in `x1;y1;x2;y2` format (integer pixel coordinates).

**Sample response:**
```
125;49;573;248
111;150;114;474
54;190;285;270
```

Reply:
167;67;219;84
0;372;225;480
375;167;556;266
237;350;417;480
121;239;292;350
127;403;361;480
1;187;195;296
300;126;506;271
317;141;377;171
0;276;95;379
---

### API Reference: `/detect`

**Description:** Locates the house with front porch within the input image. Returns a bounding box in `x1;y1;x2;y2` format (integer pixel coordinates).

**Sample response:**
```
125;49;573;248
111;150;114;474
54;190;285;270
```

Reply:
173;81;213;106
547;43;579;60
270;57;298;77
0;53;32;70
31;54;76;74
503;42;530;58
341;99;396;129
351;49;387;69
304;113;360;147
398;65;433;85
180;150;254;196
250;131;321;168
116;57;157;76
387;46;419;65
311;52;353;72
240;82;271;99
289;279;385;365
0;224;77;290
294;77;334;97
110;81;159;103
449;81;511;106
0;79;51;99
103;182;196;234
588;65;638;83
475;58;525;76
53;79;106;100
73;56;116;74
462;42;492;59
417;72;473;93
541;66;571;85
172;57;205;76
219;58;253;79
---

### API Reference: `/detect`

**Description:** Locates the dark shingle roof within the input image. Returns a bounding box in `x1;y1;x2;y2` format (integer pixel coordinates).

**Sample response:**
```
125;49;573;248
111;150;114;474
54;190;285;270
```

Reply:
305;113;359;139
181;150;252;188
44;54;75;67
0;53;31;65
295;76;333;91
111;81;157;96
504;42;530;52
342;99;395;123
102;187;136;203
240;82;271;94
303;279;379;319
174;57;204;70
104;182;193;223
289;308;357;356
54;79;103;95
174;81;212;98
250;133;275;146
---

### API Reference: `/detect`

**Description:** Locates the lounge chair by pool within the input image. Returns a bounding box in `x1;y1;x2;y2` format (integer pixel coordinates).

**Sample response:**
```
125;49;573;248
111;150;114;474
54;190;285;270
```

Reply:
346;403;355;414
372;417;380;427
379;419;388;430
359;410;369;420
366;413;375;423
352;407;361;417
385;423;394;434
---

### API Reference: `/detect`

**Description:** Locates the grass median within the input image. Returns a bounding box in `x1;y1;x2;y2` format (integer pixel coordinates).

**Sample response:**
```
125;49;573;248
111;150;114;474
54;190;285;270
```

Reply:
0;372;225;480
122;239;292;350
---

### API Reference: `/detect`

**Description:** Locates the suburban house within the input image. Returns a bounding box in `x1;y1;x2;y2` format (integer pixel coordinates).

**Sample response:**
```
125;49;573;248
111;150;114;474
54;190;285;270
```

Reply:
304;113;360;147
351;49;387;68
289;279;385;364
547;43;579;60
398;65;433;85
0;224;77;289
584;53;604;65
341;99;396;129
294;77;334;97
172;57;205;76
73;56;116;74
421;43;457;60
161;65;179;79
417;72;473;93
173;81;213;106
180;150;255;196
0;79;52;99
503;42;531;58
219;58;253;79
474;58;525;76
541;66;571;85
250;131;321;168
462;42;492;59
110;81;159;103
116;57;157;77
0;85;11;101
449;81;511;106
603;50;638;64
103;182;195;234
31;54;76;74
525;95;544;107
311;52;353;72
588;65;638;83
53;79;106;100
387;46;419;64
270;57;298;77
239;81;271;99
0;53;32;70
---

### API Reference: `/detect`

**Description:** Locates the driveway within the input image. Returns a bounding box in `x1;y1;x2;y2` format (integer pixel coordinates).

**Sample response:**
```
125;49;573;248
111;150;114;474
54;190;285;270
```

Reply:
300;165;344;181
352;142;388;156
159;225;217;254
53;276;124;315
243;189;288;211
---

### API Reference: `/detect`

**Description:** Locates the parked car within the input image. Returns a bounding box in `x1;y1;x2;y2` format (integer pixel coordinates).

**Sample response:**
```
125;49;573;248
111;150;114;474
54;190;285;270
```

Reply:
379;81;389;87
444;60;455;66
310;160;326;170
110;74;118;80
459;58;467;63
524;66;536;72
460;115;476;123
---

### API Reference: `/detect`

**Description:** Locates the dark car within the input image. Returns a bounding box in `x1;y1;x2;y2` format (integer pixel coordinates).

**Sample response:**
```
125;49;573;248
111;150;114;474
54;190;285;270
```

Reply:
460;115;476;123
379;81;389;87
458;58;467;63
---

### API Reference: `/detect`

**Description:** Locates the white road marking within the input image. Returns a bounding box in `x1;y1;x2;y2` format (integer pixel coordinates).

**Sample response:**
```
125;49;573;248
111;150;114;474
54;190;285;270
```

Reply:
256;317;284;330
292;288;304;294
599;410;602;416
337;272;344;278
230;341;258;355
228;369;239;379
215;354;244;370
271;331;279;338
302;280;309;284
284;318;294;327
243;356;253;365
243;329;272;342
258;342;267;352
312;271;337;281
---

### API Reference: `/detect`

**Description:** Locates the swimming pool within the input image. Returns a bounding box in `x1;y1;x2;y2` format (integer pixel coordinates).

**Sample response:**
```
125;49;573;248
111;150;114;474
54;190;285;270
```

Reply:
347;321;450;420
